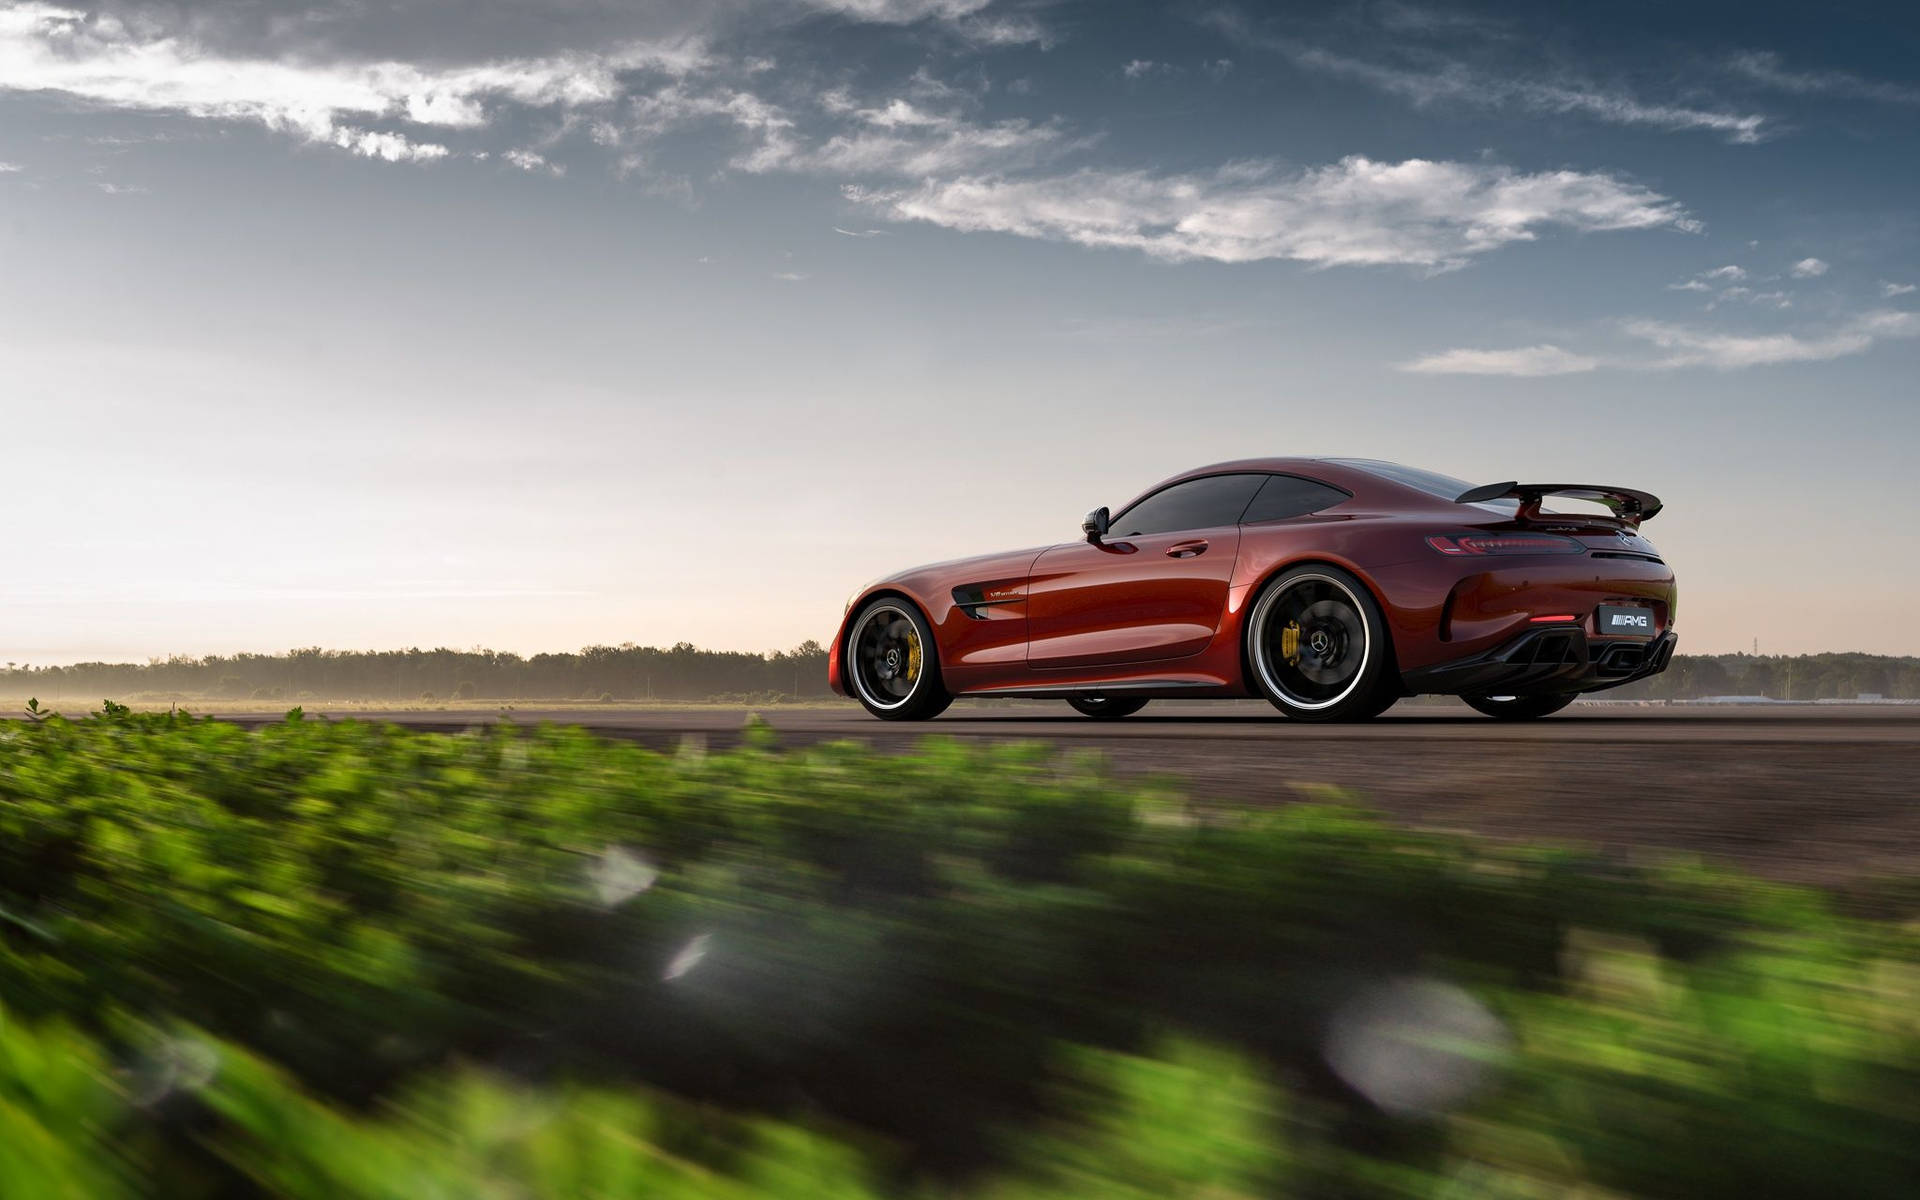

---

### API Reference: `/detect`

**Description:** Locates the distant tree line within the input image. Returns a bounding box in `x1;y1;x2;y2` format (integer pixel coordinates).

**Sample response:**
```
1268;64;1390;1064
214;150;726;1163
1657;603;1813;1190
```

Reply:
1607;652;1920;701
0;642;832;704
0;646;1912;705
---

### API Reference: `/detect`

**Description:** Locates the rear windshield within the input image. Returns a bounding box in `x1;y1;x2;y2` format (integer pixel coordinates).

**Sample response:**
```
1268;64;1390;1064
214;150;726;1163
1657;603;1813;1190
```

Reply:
1324;458;1474;500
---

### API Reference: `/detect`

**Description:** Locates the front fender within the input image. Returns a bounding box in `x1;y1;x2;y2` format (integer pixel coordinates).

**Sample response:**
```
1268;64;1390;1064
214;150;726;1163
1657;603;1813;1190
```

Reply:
826;582;944;697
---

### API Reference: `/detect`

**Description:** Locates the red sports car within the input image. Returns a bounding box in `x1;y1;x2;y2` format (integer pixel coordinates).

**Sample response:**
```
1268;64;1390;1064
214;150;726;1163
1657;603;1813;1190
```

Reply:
828;459;1675;721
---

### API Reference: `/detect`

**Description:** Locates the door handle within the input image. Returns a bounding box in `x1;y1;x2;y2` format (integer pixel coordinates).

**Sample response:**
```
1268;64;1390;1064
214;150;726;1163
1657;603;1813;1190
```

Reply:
1166;540;1208;558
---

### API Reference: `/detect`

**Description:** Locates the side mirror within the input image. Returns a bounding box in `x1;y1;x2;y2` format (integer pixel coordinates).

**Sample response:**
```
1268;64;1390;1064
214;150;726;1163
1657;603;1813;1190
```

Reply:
1082;506;1110;543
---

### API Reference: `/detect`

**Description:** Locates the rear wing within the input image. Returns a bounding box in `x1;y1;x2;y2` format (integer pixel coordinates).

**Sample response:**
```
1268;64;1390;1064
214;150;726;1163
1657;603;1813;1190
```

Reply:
1454;482;1663;526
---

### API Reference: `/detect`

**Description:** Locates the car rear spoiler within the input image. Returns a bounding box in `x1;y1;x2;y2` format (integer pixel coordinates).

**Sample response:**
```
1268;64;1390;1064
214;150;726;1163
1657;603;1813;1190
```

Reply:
1454;482;1663;526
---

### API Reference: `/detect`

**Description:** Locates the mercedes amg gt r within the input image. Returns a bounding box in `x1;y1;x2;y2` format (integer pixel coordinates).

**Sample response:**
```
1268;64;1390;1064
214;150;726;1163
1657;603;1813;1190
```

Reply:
828;459;1676;721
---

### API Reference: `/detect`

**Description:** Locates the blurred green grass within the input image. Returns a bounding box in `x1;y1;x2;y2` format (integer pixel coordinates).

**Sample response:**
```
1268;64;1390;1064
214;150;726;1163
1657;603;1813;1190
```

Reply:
1;709;1914;1197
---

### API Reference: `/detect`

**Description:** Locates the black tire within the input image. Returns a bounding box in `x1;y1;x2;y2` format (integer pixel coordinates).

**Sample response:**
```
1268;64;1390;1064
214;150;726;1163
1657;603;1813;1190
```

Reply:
1066;695;1150;719
1462;693;1577;720
1350;686;1402;720
1245;564;1396;722
845;598;952;721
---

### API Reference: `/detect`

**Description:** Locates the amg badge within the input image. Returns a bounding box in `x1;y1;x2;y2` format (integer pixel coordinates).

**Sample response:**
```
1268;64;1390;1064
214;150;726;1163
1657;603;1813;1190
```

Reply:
1596;605;1655;636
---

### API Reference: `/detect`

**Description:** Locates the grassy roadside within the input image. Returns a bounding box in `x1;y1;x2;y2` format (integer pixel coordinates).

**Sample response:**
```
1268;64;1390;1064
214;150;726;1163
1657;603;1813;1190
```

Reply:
1;711;1915;1197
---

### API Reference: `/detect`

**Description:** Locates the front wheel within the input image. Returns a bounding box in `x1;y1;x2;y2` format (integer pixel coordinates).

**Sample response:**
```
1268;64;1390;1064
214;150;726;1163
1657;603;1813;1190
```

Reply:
1245;565;1396;722
1462;693;1576;720
1066;695;1150;719
846;599;953;721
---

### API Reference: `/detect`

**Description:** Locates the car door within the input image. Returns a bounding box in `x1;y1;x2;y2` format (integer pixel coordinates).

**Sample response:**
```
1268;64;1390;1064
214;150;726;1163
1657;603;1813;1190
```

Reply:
1026;473;1265;670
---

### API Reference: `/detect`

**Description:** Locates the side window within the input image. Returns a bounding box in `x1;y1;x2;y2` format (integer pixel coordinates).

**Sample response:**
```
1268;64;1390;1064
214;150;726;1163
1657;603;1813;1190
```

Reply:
1240;474;1352;523
1111;474;1264;537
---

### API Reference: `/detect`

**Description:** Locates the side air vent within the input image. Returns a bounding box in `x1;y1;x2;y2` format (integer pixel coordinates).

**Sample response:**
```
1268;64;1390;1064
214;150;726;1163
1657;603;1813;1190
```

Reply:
952;583;1025;619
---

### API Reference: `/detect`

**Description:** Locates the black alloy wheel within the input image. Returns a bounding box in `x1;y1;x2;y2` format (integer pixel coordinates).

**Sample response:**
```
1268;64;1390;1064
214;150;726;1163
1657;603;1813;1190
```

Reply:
846;599;953;721
1246;564;1396;721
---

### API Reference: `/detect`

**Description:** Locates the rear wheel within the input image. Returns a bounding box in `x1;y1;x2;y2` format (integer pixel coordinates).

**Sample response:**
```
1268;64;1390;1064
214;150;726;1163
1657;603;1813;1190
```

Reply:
1463;693;1576;720
1066;695;1150;719
1246;565;1396;722
846;599;952;721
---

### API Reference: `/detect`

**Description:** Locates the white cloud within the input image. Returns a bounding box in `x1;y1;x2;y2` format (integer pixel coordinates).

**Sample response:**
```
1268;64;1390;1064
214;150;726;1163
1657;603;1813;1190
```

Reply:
331;127;449;162
1123;59;1171;80
952;13;1052;47
1727;51;1920;105
595;77;1065;184
1789;256;1828;278
1241;33;1769;142
806;120;1067;175
794;0;1047;44
850;98;949;129
1669;265;1749;294
1883;281;1917;298
1409;310;1919;376
1209;6;1766;140
776;97;1075;176
94;181;148;194
618;82;799;172
0;3;702;162
1856;310;1920;337
798;0;991;21
1398;344;1598;376
772;270;809;281
832;226;889;237
1623;309;1917;369
0;160;21;171
1624;322;1868;368
851;155;1695;269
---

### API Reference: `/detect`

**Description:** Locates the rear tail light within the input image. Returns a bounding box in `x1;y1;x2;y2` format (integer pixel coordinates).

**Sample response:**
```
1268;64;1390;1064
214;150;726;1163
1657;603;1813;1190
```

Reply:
1427;533;1585;556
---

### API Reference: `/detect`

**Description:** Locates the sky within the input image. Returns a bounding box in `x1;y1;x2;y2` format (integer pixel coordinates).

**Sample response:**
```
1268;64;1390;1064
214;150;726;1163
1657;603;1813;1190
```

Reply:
1;0;1917;663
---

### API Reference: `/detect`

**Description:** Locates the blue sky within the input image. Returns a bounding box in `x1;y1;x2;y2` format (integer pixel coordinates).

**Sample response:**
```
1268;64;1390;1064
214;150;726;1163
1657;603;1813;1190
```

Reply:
2;0;1917;661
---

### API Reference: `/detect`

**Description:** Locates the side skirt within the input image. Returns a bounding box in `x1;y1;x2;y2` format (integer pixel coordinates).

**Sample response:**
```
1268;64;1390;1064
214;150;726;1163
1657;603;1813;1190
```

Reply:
955;679;1230;700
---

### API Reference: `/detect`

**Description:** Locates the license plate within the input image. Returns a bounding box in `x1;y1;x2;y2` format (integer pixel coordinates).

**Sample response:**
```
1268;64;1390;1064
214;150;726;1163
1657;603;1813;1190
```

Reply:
1595;604;1655;637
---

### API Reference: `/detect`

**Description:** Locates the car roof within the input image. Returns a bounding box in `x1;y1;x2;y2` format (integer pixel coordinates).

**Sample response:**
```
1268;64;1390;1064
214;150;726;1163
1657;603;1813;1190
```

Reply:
1142;457;1444;495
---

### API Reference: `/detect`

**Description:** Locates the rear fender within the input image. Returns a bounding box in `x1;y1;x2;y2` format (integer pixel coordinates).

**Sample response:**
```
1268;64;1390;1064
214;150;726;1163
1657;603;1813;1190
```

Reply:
1225;555;1402;691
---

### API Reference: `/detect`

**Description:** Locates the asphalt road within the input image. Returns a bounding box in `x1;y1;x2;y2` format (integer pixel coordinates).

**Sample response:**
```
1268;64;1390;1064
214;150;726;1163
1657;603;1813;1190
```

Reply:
224;702;1920;885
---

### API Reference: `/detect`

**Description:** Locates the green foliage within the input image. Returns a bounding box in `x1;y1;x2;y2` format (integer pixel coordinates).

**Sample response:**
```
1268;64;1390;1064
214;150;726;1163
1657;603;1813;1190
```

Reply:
0;714;1913;1197
0;1011;130;1198
199;1043;893;1200
981;1039;1291;1199
1451;934;1920;1198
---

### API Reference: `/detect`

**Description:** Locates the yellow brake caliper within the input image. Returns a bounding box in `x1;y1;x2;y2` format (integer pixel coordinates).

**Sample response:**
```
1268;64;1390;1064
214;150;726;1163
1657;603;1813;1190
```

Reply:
1280;621;1301;665
905;628;922;683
